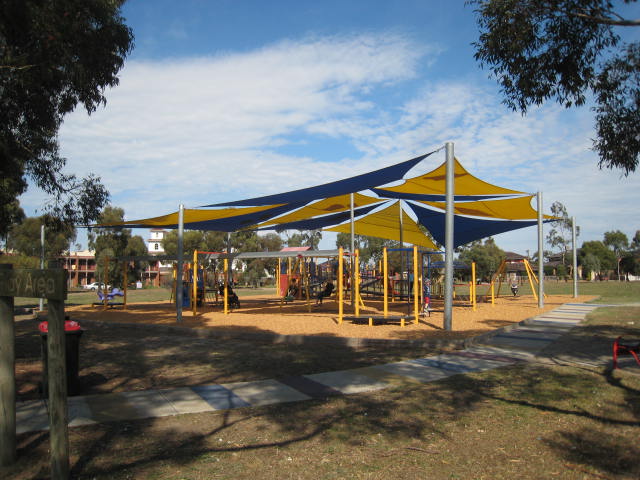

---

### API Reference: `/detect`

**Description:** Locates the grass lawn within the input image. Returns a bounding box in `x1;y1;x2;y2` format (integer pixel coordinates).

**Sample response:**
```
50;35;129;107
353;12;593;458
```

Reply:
3;283;640;479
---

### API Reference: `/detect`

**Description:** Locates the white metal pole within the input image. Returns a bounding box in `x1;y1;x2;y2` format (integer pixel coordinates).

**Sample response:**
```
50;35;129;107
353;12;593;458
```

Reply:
444;142;454;330
176;204;184;322
537;192;544;308
572;216;578;298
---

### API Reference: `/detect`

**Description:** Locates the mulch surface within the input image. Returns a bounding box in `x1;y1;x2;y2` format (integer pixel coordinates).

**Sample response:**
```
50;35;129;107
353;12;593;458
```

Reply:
64;293;594;340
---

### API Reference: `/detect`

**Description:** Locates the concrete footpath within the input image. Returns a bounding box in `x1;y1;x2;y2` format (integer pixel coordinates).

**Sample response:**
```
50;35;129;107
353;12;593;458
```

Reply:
16;303;621;434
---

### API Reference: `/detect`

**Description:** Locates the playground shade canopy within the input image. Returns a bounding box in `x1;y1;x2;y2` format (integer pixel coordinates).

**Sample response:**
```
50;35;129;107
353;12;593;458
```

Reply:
325;202;439;250
91;150;549;249
420;195;557;220
406;202;542;248
202;151;437;207
94;204;301;231
371;158;525;201
256;193;384;227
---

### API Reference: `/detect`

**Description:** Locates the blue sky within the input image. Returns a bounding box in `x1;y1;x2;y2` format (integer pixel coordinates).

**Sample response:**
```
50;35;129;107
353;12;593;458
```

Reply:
21;0;640;253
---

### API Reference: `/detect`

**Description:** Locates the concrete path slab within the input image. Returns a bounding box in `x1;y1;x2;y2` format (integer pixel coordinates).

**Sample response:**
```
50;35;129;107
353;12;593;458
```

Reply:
304;370;390;394
222;379;311;407
372;361;452;384
159;388;216;415
192;384;251;410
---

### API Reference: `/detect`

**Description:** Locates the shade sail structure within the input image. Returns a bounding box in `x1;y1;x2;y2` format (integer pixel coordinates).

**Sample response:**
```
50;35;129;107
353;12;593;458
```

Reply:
420;195;556;220
256;193;384;228
203;151;436;207
371;157;526;201
407;202;542;248
325;202;439;250
94;203;302;232
257;203;381;232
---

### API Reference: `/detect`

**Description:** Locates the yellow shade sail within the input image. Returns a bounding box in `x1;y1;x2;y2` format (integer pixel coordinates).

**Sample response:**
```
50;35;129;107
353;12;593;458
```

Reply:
376;158;526;196
421;195;556;220
95;204;284;228
257;193;383;227
325;202;438;250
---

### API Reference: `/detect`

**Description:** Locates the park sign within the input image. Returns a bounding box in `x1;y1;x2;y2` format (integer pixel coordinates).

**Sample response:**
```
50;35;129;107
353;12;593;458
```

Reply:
0;268;66;300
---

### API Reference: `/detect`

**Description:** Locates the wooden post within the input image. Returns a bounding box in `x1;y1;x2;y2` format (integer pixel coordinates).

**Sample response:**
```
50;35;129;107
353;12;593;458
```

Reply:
0;264;16;466
47;294;69;479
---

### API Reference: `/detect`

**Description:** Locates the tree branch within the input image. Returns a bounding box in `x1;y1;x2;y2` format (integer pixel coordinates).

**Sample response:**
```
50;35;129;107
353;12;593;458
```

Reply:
570;12;640;27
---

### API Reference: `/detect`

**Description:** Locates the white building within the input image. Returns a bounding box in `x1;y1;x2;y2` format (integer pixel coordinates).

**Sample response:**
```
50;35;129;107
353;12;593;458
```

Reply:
148;228;166;255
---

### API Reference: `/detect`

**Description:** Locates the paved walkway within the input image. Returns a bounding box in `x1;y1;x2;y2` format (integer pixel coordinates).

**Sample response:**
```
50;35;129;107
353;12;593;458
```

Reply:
16;303;619;434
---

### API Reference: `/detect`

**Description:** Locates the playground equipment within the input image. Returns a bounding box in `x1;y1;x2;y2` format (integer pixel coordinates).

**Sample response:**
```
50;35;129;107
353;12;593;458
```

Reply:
192;249;341;316
338;245;446;326
486;257;546;304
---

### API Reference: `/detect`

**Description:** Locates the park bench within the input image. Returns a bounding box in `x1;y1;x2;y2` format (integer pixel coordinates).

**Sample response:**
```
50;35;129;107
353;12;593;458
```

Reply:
342;315;416;327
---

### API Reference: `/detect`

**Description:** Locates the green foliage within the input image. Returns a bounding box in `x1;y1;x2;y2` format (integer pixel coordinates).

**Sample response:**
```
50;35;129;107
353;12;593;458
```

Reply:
6;215;76;258
579;240;617;276
546;201;578;264
457;237;505;281
285;230;322;249
335;232;398;268
603;229;629;255
0;199;25;239
470;0;640;174
0;0;134;236
88;207;148;286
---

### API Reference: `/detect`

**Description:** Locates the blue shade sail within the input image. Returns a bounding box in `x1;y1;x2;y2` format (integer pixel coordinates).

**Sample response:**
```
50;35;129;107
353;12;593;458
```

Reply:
202;151;437;207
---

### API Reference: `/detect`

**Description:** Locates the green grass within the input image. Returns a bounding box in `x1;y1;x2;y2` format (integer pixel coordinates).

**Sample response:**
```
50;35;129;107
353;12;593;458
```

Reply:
452;279;640;304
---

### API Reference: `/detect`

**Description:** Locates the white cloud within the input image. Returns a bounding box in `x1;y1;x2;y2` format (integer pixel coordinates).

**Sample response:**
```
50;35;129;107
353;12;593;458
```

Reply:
18;32;639;253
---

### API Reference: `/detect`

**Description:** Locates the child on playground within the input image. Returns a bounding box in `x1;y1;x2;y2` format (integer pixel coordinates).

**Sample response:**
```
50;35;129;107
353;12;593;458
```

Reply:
316;281;335;305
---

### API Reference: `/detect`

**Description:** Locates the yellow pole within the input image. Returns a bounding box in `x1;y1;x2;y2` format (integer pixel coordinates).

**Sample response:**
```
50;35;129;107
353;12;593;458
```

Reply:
413;246;419;324
472;262;476;311
192;250;198;317
355;249;360;316
277;258;281;293
223;258;229;315
303;259;311;313
524;259;539;302
383;247;388;317
338;247;344;323
103;256;110;310
170;263;176;303
122;260;128;310
491;281;495;306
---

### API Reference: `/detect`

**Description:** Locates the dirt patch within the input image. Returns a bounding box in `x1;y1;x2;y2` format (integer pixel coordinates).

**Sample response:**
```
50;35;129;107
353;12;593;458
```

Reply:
65;294;594;340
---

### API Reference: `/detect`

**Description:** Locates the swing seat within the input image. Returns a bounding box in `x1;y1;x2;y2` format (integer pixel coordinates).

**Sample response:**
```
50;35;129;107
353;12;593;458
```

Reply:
613;336;640;369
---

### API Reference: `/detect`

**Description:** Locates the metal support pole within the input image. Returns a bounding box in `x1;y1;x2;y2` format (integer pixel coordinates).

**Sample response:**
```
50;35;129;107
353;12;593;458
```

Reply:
444;142;455;330
572;216;578;298
39;224;45;312
537;192;544;308
176;204;184;322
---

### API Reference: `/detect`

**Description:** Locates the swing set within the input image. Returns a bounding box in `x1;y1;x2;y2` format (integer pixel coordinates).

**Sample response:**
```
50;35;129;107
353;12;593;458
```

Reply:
485;257;546;303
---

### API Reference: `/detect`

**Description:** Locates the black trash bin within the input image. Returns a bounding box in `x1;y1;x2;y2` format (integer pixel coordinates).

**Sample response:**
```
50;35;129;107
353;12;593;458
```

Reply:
39;318;83;396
